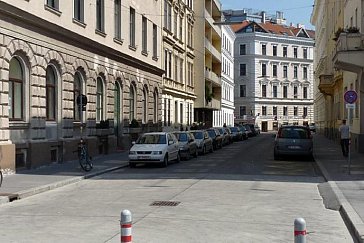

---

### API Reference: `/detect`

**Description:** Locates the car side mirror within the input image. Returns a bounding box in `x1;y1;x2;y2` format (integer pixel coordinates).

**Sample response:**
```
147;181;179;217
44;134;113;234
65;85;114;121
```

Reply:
168;140;174;145
132;141;136;145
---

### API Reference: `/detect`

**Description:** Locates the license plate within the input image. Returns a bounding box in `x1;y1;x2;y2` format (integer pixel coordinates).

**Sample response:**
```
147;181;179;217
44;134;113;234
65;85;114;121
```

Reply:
138;156;150;159
288;146;301;149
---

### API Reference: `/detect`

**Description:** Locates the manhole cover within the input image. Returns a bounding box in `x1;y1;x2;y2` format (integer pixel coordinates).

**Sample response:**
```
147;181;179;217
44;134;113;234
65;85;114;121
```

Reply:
150;201;180;206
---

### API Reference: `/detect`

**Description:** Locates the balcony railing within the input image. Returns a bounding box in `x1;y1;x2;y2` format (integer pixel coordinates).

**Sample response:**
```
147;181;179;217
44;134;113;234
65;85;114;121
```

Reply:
163;78;184;91
336;33;364;52
205;69;221;86
205;97;220;110
204;10;221;37
205;37;221;60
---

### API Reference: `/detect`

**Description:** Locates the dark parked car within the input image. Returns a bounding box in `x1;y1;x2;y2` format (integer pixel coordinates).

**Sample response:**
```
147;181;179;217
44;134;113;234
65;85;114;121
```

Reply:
274;125;313;160
173;131;198;160
239;125;249;140
229;127;243;141
309;123;316;133
243;124;254;137
190;130;214;155
245;124;258;136
216;127;231;145
207;128;223;150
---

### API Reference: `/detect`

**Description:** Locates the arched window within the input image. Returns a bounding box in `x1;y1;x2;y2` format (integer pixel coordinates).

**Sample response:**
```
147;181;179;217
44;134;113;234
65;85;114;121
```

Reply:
142;87;148;123
153;90;158;123
96;77;104;122
46;65;57;121
74;72;82;121
9;57;24;120
114;80;123;132
129;84;135;121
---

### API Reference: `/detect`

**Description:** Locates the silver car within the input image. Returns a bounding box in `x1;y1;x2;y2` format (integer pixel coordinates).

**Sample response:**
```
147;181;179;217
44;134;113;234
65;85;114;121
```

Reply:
190;130;214;155
274;126;313;160
173;131;198;160
129;132;180;167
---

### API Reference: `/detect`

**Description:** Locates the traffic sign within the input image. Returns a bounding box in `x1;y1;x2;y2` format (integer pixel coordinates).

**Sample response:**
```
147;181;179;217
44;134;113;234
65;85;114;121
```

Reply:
344;90;358;104
346;103;356;109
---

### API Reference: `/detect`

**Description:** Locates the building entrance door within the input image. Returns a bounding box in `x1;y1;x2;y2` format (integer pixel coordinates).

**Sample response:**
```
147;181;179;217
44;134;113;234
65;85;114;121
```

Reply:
261;121;268;132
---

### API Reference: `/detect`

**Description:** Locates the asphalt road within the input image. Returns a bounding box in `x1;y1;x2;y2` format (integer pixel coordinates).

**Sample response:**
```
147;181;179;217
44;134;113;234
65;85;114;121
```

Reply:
0;133;354;242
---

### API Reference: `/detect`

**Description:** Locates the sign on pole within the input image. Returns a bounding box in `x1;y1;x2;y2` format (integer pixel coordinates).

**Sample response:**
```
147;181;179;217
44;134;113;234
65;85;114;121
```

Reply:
344;90;358;104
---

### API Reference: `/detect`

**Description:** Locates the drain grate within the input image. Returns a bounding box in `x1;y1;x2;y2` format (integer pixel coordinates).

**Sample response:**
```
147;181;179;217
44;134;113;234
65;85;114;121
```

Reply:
150;201;180;207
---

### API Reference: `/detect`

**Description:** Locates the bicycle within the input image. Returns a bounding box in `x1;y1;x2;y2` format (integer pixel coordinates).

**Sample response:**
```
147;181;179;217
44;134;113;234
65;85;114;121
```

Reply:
77;138;93;172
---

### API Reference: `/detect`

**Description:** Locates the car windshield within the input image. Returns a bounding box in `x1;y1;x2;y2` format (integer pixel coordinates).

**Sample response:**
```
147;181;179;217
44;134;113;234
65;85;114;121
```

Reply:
218;128;224;134
175;133;188;142
240;126;246;132
230;127;238;132
192;132;203;139
137;134;166;144
278;127;310;139
207;130;216;138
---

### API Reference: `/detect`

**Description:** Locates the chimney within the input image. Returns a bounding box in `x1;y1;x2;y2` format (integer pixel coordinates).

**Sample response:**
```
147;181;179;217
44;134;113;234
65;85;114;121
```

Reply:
261;11;266;23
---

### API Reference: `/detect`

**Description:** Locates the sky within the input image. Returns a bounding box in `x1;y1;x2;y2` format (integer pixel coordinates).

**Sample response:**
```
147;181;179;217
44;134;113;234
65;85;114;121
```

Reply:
220;0;315;30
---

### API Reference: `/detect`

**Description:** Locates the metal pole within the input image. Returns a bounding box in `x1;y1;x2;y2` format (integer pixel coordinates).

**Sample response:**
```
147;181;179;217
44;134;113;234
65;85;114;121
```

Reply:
294;218;306;243
348;107;351;175
80;94;83;138
120;209;132;243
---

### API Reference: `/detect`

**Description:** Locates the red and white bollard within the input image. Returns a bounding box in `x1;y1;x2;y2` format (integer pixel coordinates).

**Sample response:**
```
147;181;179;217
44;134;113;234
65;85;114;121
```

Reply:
294;217;306;243
121;209;132;243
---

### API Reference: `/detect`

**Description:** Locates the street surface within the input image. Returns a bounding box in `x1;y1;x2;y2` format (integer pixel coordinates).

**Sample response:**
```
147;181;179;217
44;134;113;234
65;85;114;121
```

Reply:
0;133;353;242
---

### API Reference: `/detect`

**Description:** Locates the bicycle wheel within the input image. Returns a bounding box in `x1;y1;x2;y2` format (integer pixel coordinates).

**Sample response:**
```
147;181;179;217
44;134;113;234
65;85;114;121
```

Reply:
79;147;93;172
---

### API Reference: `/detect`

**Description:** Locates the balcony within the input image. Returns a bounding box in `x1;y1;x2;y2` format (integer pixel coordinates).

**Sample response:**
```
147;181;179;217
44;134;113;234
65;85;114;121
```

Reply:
318;74;334;96
205;69;221;87
205;97;220;110
205;10;221;37
205;37;221;61
333;33;364;73
163;78;184;92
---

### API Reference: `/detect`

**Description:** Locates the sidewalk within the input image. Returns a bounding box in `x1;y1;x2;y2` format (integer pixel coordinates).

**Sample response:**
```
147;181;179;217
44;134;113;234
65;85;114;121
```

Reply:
0;151;130;204
314;134;364;243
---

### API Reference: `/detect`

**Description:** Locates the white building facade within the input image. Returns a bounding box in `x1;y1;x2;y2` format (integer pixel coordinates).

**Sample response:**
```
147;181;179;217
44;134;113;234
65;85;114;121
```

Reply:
213;25;235;127
233;17;315;131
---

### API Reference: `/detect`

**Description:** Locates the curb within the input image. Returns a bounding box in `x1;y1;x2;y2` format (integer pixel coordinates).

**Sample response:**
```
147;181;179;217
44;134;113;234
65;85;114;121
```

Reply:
315;158;364;243
0;162;129;205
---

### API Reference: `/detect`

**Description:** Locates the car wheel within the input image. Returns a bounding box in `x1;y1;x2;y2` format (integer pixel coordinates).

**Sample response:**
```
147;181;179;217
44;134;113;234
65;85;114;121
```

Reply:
129;162;136;168
161;154;168;167
202;145;206;155
176;152;181;163
210;144;214;153
187;149;191;160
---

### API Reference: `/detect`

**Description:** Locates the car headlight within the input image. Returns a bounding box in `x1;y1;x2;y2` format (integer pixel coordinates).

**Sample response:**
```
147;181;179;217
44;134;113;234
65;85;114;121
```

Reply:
151;151;162;155
129;151;137;155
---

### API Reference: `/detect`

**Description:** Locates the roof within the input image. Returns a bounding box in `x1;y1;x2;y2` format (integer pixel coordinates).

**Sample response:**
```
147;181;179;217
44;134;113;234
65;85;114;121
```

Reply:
231;20;315;39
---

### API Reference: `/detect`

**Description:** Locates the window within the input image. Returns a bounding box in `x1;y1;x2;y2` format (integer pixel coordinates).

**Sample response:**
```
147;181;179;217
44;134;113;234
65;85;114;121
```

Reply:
294;86;298;98
74;0;84;22
46;65;57;121
142;16;148;53
283;46;287;57
96;0;104;32
303;86;308;99
46;0;59;10
262;44;266;55
283;86;287;98
74;72;82;121
303;107;308;117
240;64;246;76
114;0;121;39
96;77;104;121
174;55;178;81
273;85;277;98
293;47;298;58
187;22;193;47
294;107;298;116
174;101;178;123
180;58;183;83
173;11;178;36
179;16;183;40
153;90;158;123
294;66;298;79
273;46;277;56
240;85;246;97
153;24;158;58
273;106;277;116
283;106;288;116
129;84;136;121
303;67;308;79
9;58;24;120
240;44;246;55
261;63;267;76
262;85;266;97
164;0;172;31
129;8;136;47
239;106;246;116
262;106;267;116
272;64;277;77
142;87;148;123
168;52;172;78
180;103;183;124
283;65;288;78
303;48;308;59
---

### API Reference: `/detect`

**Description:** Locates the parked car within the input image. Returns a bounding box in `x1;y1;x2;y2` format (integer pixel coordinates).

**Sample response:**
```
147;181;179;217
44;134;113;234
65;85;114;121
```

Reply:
309;123;316;133
190;130;214;155
245;124;258;136
173;131;198;160
274;125;313;160
216;127;230;145
229;126;243;141
254;125;261;134
128;132;180;167
206;128;223;150
239;125;249;140
243;124;254;137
